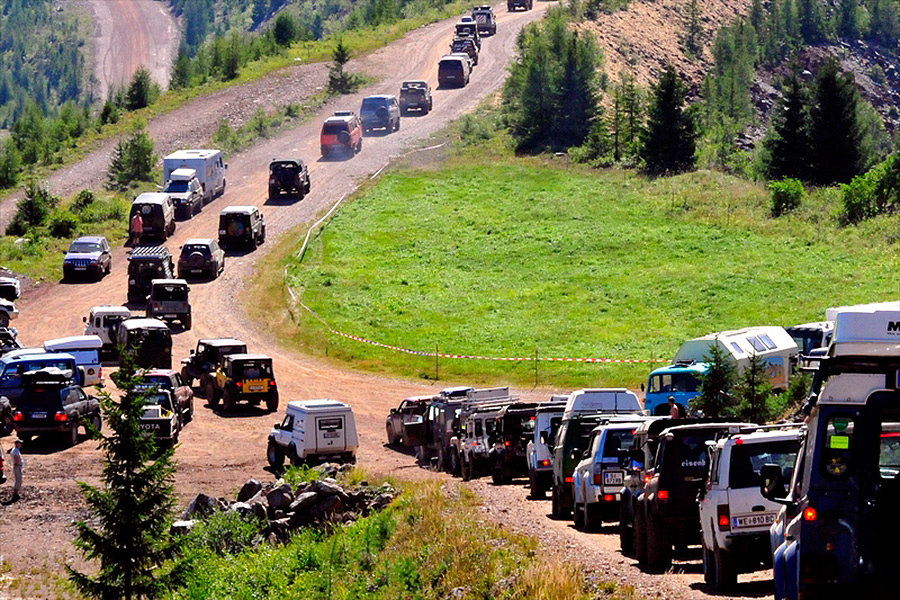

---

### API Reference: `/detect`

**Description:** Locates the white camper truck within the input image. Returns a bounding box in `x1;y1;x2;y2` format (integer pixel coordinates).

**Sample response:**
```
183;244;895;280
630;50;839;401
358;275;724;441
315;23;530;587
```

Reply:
162;150;227;204
43;335;103;386
267;399;358;466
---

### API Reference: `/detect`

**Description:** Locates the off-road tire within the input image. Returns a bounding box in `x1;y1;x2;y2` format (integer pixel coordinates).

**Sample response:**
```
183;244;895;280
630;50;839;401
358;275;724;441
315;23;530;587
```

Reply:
619;500;634;554
304;178;311;195
634;504;648;564
551;485;561;518
90;412;102;435
529;472;545;499
182;315;192;330
573;502;583;527
186;397;194;422
266;391;279;412
289;443;303;467
461;456;472;481
181;367;193;388
701;539;715;586
170;426;180;448
356;138;362;153
206;382;218;406
222;388;235;412
646;515;672;569
67;421;80;447
713;547;736;591
0;313;9;328
450;448;460;476
267;439;285;467
1;411;14;436
583;502;600;532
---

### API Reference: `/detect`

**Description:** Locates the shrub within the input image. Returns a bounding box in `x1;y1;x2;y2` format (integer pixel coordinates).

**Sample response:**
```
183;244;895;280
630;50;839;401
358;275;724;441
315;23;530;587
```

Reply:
6;180;58;236
73;189;96;213
49;210;78;238
768;177;804;216
107;123;156;191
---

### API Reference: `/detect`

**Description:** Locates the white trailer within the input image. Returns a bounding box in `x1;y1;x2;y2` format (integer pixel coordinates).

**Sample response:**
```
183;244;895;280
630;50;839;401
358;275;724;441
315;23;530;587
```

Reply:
267;399;358;466
162;149;227;203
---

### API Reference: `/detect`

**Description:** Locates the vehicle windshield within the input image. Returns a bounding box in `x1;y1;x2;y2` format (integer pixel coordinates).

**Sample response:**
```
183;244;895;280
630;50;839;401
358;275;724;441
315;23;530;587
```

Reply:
270;162;298;172
452;40;471;51
137;375;173;389
220;215;250;236
729;439;799;488
360;98;387;113
163;181;189;193
2;359;75;379
143;393;173;412
181;245;211;258
235;360;273;379
602;429;635;457
322;122;348;135
649;372;700;394
152;285;188;302
68;241;102;253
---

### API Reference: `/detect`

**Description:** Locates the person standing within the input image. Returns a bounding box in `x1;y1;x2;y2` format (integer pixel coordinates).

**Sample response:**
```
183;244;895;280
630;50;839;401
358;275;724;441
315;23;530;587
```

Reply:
668;395;680;419
9;438;23;502
130;211;144;246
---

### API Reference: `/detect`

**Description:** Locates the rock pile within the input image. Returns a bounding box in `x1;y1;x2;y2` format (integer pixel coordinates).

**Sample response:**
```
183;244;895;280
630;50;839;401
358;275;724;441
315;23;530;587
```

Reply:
172;464;397;543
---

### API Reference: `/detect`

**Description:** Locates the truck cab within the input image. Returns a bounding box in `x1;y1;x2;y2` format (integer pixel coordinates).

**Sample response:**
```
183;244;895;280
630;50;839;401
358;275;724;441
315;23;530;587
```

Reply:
763;303;900;600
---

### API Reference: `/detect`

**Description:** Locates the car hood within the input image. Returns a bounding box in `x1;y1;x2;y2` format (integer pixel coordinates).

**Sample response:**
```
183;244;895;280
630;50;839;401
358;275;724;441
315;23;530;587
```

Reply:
65;252;103;261
169;192;192;202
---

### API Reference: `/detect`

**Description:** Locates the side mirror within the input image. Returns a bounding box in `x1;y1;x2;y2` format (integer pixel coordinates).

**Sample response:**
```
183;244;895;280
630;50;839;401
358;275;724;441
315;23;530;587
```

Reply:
760;463;788;501
273;423;281;430
190;349;195;355
82;316;87;323
390;408;397;415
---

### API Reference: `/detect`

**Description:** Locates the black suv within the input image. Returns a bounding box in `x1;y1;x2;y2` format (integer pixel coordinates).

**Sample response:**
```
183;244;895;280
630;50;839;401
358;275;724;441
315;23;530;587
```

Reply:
268;159;311;200
218;206;266;250
180;338;248;391
12;367;101;447
399;81;432;115
489;402;538;484
127;245;175;304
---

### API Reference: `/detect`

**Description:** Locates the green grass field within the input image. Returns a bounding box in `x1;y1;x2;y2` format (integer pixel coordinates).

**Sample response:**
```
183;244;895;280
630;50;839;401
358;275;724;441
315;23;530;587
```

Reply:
270;155;900;389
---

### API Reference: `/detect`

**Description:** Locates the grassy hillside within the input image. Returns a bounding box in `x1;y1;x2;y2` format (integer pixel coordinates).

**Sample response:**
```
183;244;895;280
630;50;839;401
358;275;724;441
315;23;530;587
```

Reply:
262;148;900;389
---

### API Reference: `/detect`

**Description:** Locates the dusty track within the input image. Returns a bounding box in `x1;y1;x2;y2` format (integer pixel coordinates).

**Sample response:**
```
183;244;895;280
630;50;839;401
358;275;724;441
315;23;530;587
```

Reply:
1;4;764;599
82;0;178;102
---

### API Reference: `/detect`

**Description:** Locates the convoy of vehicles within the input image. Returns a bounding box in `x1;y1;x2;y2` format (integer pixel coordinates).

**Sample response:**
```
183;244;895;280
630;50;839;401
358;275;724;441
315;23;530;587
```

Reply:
526;396;567;498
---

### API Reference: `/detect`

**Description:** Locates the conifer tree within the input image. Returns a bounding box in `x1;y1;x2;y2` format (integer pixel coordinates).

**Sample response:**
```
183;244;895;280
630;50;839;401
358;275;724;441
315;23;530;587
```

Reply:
764;69;810;180
640;65;697;174
327;38;360;94
68;352;177;600
735;352;774;423
809;57;863;185
692;338;737;417
125;66;157;111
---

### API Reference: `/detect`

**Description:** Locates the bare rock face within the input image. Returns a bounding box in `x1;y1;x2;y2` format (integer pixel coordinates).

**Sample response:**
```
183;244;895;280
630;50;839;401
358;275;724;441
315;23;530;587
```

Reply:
266;483;294;509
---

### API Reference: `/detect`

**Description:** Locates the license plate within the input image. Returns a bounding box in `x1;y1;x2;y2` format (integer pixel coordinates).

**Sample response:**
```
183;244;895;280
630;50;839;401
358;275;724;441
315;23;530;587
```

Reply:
31;412;47;419
323;432;340;439
191;269;203;273
164;314;177;319
734;513;776;528
74;267;86;271
603;471;624;486
249;385;263;391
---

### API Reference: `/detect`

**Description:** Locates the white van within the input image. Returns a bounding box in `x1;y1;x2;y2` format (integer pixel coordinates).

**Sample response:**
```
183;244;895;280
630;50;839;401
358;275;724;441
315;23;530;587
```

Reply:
266;399;358;466
43;335;104;387
163;149;227;204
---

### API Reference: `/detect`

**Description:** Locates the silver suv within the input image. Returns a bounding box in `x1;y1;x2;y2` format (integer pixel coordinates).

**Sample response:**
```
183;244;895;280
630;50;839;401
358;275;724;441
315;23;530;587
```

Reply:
360;95;400;134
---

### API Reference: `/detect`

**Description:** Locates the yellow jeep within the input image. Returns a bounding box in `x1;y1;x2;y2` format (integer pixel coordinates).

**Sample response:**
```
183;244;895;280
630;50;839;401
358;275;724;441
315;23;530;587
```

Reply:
209;353;278;412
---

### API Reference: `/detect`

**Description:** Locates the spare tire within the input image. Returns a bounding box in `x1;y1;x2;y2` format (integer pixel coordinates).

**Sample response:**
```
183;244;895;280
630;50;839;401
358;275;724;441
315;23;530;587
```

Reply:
376;106;389;122
337;130;351;144
188;251;205;268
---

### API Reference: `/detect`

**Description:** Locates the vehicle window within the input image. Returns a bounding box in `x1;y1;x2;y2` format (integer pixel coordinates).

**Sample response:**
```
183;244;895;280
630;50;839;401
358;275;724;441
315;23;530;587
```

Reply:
650;374;670;393
709;449;720;485
602;429;634;457
68;241;103;253
474;419;483;437
666;432;716;476
323;122;348;135
181;245;211;257
878;408;900;480
237;361;272;379
820;415;855;479
141;376;171;388
729;440;798;488
20;388;64;411
759;333;776;350
747;336;767;353
549;416;562;443
730;342;743;355
590;433;602;455
163;181;190;193
281;414;293;430
152;285;188;302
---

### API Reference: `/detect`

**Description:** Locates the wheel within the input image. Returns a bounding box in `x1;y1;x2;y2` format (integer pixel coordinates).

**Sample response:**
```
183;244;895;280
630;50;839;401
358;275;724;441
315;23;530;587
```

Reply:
170;427;180;448
619;499;634;554
186;397;194;422
268;187;277;200
583;502;600;532
222;388;235;412
702;539;715;586
90;412;102;436
634;503;648;564
266;390;278;412
67;421;80;447
0;313;9;328
572;502;582;527
450;448;460;476
646;515;672;569
491;458;503;484
267;439;285;467
181;367;193;388
437;446;447;472
394;118;400;131
206;382;218;406
529;472;545;499
251;234;258;250
182;315;192;330
1;411;13;436
461;455;472;481
551;484;561;518
714;546;736;590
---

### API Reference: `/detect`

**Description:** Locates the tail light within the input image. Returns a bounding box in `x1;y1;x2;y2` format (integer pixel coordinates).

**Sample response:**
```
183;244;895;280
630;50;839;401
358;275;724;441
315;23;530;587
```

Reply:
504;440;510;447
472;441;477;447
717;504;730;531
54;412;68;422
643;474;652;484
603;494;615;502
592;463;604;485
269;380;276;386
99;366;103;379
564;476;573;483
12;411;22;422
540;459;550;467
236;381;242;388
657;490;669;501
803;506;817;521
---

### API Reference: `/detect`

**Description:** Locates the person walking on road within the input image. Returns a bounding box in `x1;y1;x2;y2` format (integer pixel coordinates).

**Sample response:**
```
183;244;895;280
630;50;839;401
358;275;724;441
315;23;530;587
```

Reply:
130;212;144;246
9;438;23;502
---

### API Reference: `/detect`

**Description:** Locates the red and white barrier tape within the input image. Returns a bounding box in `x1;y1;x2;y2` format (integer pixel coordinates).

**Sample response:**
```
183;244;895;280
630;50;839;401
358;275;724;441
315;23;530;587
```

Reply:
295;300;667;364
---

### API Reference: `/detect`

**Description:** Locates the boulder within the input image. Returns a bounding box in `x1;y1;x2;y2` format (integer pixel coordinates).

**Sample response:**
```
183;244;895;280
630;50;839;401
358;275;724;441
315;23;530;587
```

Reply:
317;495;345;519
311;479;346;501
183;493;219;519
266;483;294;509
237;479;263;502
229;502;254;518
170;520;195;535
371;493;393;510
314;463;339;478
288;491;319;514
250;501;268;522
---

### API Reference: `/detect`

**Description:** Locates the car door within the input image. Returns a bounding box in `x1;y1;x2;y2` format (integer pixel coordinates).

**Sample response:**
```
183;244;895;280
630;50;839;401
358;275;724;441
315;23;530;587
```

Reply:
275;413;293;448
316;414;345;452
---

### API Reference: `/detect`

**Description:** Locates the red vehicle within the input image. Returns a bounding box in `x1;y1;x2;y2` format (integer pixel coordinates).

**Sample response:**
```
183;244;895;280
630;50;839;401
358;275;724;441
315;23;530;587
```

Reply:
320;111;363;157
134;369;194;425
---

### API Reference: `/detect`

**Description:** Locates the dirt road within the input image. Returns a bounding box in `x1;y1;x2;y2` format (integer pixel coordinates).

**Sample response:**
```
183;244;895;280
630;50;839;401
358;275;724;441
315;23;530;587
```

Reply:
83;0;179;102
1;4;766;600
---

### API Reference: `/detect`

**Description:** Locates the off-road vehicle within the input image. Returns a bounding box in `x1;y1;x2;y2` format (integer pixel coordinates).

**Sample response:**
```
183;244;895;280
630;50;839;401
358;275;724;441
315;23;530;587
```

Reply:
180;338;247;390
0;299;18;328
144;279;191;330
138;389;182;448
633;422;749;569
63;236;112;281
386;395;430;444
268;159;310;200
699;424;801;590
437;54;471;88
0;352;80;405
134;368;194;424
127;245;174;304
489;402;540;484
456;403;505;480
526;396;567;498
208;353;278;413
116;318;172;370
450;37;479;66
402;385;473;470
454;17;481;47
471;5;497;35
268;400;358;466
83;305;132;355
507;0;532;10
0;276;20;301
399;81;432;115
130;192;176;241
320;111;363;157
360;95;401;134
12;367;101;447
177;238;225;280
163;168;204;219
218;206;266;250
